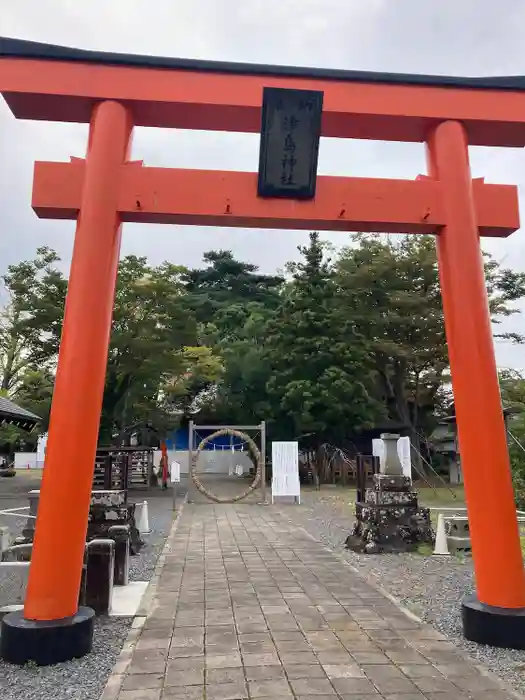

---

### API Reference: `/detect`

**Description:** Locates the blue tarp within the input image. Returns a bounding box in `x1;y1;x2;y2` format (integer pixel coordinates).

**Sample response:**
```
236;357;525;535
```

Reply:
165;426;247;451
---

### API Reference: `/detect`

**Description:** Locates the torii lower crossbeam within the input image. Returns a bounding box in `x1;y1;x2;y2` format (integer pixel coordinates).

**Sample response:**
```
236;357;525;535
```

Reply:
32;162;519;236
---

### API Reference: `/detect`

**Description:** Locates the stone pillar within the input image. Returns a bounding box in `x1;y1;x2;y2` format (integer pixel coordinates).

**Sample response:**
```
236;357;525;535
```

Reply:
379;434;403;476
108;525;130;586
22;490;40;541
85;539;115;615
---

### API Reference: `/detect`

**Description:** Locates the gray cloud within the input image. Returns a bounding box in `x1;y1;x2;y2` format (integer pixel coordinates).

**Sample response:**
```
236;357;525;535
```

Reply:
2;0;525;367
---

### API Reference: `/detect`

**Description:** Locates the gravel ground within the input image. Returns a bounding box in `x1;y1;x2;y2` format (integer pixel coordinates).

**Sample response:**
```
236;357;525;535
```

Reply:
128;489;180;582
0;617;131;700
0;482;181;607
285;489;525;696
0;478;183;700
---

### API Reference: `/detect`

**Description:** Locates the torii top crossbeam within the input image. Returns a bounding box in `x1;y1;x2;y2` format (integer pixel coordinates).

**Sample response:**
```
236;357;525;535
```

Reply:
0;37;522;236
2;36;525;145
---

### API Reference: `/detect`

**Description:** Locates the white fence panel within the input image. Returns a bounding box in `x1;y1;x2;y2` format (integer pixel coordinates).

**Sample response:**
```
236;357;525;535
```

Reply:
271;441;300;503
14;453;43;470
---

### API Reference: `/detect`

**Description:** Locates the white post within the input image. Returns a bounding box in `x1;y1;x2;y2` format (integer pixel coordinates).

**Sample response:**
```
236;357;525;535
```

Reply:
170;461;180;511
137;500;150;534
0;526;10;554
433;513;450;556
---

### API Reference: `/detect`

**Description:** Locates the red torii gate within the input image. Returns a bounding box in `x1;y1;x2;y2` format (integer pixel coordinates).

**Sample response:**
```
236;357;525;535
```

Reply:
1;37;525;663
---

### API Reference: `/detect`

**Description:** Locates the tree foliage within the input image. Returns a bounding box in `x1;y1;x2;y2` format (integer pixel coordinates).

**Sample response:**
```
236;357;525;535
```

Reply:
263;232;383;446
499;370;525;508
335;235;525;456
0;250;223;447
336;235;447;444
1;234;524;465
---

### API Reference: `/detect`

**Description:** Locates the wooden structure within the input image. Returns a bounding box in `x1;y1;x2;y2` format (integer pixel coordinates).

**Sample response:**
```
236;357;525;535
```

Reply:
0;397;40;432
93;447;154;492
1;36;525;661
355;455;381;505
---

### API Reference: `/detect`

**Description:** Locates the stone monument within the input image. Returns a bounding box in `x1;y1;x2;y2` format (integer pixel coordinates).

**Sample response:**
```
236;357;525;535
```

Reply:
345;434;433;553
13;489;143;558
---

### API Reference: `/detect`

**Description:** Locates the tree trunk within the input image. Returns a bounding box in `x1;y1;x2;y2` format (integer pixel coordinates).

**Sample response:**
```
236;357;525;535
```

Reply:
308;450;320;489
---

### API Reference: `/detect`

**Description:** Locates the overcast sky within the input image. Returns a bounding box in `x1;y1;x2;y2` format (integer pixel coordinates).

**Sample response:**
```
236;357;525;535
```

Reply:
2;0;525;369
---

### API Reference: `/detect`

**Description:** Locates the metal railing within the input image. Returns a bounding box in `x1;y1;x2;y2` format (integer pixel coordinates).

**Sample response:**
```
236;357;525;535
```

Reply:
0;506;34;520
429;506;525;535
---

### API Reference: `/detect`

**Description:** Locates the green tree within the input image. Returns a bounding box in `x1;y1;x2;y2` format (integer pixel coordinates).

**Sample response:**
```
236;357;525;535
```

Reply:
185;250;283;426
200;308;272;426
2;246;67;368
336;234;525;463
336;236;447;457
185;250;283;336
264;232;383;448
0;303;31;393
100;256;221;442
1;249;223;444
499;370;525;508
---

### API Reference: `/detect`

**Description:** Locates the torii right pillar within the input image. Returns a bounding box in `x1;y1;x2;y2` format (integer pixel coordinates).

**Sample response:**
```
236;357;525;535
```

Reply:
428;120;525;648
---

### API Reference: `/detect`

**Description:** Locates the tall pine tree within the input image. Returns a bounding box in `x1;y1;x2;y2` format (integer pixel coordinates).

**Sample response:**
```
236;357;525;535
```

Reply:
264;232;383;446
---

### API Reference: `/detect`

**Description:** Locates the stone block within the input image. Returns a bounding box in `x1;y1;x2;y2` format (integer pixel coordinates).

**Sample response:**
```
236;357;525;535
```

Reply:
372;474;412;492
347;486;433;554
20;489;142;557
444;516;469;536
91;489;127;507
447;536;471;553
365;489;418;506
445;516;471;552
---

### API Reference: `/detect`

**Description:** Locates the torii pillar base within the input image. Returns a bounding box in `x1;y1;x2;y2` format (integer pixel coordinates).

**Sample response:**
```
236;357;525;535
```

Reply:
462;596;525;650
0;607;95;666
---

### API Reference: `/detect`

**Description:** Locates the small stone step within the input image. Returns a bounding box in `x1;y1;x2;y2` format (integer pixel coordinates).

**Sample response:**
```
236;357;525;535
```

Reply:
0;604;23;621
447;535;471;552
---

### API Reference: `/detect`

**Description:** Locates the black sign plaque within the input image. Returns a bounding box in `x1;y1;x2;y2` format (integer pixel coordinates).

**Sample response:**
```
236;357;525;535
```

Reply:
257;87;324;200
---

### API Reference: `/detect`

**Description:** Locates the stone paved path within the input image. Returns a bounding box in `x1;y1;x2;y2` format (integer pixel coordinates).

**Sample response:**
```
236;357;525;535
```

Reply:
115;504;513;699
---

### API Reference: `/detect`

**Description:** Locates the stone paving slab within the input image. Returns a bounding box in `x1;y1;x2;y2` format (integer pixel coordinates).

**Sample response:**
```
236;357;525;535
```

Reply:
114;504;516;699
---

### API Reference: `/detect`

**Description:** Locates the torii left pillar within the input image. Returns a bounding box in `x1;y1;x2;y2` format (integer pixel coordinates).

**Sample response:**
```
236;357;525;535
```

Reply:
0;100;133;665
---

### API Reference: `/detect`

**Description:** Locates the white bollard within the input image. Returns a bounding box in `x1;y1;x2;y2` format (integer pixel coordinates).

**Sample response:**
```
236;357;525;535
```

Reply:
170;461;180;511
0;526;10;555
433;513;450;556
137;500;150;535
